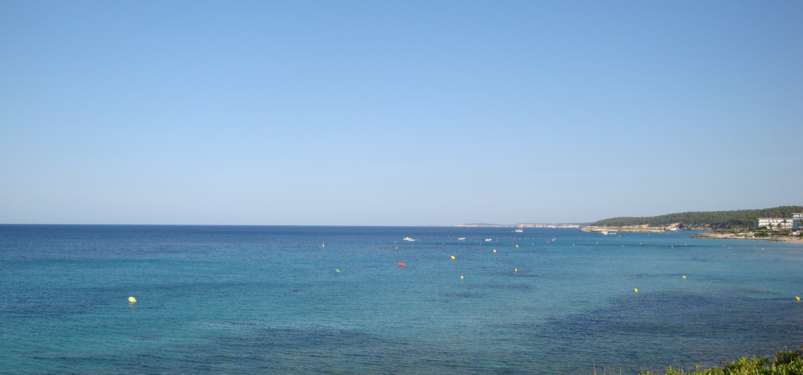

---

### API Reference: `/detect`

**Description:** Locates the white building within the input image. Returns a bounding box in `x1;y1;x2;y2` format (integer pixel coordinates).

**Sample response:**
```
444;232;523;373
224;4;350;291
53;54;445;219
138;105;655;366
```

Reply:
794;213;802;229
755;218;795;229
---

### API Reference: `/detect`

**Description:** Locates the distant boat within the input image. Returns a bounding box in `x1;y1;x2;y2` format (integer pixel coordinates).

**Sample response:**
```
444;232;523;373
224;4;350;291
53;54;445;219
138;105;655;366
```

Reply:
514;228;524;233
403;237;416;242
601;231;609;235
484;238;492;242
669;228;678;231
458;237;466;241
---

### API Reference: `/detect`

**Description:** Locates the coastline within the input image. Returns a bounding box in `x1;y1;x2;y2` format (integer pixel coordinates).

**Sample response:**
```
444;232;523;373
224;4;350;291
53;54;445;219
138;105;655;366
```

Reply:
691;231;803;244
580;224;684;233
580;224;803;244
453;223;582;228
580;222;715;233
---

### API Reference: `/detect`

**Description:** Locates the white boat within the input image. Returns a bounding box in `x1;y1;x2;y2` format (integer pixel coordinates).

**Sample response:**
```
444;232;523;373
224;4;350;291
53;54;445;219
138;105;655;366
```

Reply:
514;228;523;233
484;238;492;241
403;237;416;242
601;231;609;235
457;237;466;241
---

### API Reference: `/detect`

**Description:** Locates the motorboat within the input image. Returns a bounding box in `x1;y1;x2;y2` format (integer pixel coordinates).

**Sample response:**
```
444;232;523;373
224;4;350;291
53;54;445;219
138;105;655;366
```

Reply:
403;237;416;242
484;238;492;241
457;237;465;241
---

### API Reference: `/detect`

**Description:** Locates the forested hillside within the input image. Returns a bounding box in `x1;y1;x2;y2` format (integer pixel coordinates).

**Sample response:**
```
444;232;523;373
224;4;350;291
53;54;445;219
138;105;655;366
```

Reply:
592;206;803;229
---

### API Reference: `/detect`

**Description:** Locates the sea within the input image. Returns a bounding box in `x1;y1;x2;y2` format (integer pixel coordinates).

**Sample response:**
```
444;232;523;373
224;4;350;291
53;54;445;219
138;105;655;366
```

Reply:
1;225;801;374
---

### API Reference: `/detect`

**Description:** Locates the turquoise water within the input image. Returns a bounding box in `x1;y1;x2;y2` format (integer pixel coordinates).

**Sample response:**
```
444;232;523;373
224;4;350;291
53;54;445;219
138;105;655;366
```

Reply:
1;225;801;374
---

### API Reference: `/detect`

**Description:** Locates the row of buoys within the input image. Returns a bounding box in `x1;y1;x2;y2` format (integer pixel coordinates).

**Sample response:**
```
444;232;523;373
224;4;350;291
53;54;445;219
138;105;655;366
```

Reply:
635;275;689;294
451;247;512;279
125;282;799;302
638;288;797;302
330;237;802;300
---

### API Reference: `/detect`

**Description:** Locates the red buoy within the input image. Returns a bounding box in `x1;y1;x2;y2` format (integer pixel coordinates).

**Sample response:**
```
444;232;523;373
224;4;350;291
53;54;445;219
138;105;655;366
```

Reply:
398;263;405;267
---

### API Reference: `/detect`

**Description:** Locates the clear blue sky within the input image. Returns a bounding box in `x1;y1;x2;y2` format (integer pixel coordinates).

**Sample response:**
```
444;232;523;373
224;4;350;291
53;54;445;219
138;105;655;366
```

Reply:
1;1;801;225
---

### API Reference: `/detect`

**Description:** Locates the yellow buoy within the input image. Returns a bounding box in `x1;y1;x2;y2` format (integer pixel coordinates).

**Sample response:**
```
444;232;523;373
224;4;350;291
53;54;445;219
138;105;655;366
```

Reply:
450;255;455;260
515;244;518;248
460;275;464;280
682;276;686;279
128;296;137;303
634;288;638;293
493;249;496;253
796;296;800;302
322;242;325;247
514;268;517;272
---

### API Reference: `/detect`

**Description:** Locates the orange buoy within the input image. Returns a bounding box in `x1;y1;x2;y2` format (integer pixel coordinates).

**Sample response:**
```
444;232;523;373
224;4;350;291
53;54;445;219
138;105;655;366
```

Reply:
398;263;405;267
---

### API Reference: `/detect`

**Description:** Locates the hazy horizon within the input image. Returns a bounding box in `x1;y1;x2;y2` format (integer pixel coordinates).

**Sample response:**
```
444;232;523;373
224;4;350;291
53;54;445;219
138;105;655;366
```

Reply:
2;1;801;226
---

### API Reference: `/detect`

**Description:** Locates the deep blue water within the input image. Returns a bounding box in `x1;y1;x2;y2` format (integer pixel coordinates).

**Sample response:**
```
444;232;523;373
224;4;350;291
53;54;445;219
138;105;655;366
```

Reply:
1;225;802;374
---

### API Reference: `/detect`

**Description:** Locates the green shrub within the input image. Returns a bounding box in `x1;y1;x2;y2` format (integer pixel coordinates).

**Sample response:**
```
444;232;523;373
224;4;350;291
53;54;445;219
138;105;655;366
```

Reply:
638;347;803;375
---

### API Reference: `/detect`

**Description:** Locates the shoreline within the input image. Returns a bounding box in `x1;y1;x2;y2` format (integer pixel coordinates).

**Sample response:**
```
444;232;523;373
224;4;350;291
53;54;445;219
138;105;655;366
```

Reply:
691;231;803;244
581;225;675;233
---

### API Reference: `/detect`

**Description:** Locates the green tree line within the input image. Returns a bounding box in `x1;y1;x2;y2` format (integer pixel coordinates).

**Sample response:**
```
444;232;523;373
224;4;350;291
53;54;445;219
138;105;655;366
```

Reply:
591;206;803;229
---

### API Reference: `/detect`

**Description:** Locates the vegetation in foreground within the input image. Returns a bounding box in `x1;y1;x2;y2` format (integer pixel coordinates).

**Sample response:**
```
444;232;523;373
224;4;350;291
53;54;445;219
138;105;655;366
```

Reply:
592;206;803;230
639;347;803;375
